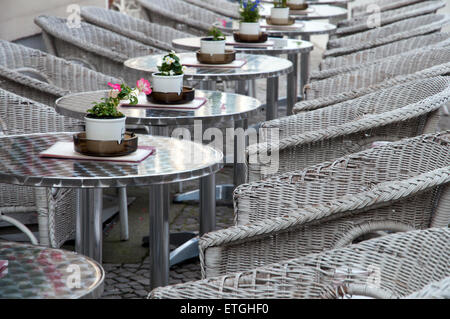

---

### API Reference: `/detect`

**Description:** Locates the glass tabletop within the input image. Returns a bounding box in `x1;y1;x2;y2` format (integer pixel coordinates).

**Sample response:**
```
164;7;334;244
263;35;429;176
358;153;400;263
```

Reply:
262;0;351;4
0;133;223;188
56;90;262;126
124;53;293;81
172;36;314;55
0;241;104;299
260;3;347;19
218;20;336;36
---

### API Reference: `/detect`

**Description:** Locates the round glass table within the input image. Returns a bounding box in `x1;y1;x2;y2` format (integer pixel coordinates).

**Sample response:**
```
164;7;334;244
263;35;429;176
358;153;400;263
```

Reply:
260;3;347;20
172;37;314;114
0;133;223;289
124;53;292;121
0;241;104;298
55;90;260;271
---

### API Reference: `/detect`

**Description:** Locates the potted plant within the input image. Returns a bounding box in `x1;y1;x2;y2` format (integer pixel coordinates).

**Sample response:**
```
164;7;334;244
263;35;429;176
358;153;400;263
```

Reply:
152;51;184;94
85;79;151;142
271;0;289;23
239;0;261;36
287;0;307;10
200;26;226;55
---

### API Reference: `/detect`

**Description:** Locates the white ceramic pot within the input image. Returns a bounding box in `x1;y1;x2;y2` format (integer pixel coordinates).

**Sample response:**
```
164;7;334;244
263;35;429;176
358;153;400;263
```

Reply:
84;116;126;143
200;38;226;54
151;73;184;94
239;22;261;35
271;7;289;21
287;0;305;5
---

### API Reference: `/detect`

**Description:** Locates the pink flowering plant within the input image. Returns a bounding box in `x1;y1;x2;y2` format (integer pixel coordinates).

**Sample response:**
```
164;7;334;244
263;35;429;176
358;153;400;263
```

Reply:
87;79;151;118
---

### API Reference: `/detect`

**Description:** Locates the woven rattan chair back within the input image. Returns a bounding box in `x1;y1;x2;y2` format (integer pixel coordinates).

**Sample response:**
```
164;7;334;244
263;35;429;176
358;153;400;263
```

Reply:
351;0;426;17
249;76;450;181
150;228;450;298
0;89;83;247
0;40;119;107
335;0;445;37
199;132;450;277
320;32;450;73
304;47;450;101
34;15;162;83
138;0;227;35
81;6;192;51
325;14;450;58
183;0;240;19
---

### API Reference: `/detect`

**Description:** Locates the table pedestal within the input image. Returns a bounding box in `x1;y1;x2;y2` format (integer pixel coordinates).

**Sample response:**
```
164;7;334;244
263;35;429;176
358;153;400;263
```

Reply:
75;188;103;263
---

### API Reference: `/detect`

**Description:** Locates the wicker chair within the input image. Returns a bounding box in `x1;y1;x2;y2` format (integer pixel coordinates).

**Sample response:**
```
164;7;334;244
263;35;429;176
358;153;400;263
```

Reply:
312;35;450;81
80;6;193;52
334;0;445;37
351;0;425;17
249;76;449;181
0;40;119;107
320;32;450;72
138;0;229;35
182;0;240;19
198;131;450;277
150;228;450;298
0;89;83;248
405;276;450;299
324;14;450;58
295;62;450;113
299;47;450;109
34;15;162;83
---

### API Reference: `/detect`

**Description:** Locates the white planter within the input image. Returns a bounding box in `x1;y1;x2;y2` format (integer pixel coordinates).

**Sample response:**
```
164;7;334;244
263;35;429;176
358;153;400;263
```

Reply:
271;7;289;21
200;38;226;54
287;0;305;5
151;73;184;94
239;22;261;35
84;116;126;143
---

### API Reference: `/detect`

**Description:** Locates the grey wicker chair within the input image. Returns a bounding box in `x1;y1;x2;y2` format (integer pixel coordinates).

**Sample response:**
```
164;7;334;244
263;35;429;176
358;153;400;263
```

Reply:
324;14;450;58
248;76;449;181
0;89;83;248
34;15;162;83
150;228;450;298
80;6;193;52
320;32;450;72
298;47;450;110
183;0;240;19
295;62;450;113
351;0;425;17
198;131;450;277
405;276;450;299
334;0;445;37
312;35;450;81
0;40;119;107
138;0;229;35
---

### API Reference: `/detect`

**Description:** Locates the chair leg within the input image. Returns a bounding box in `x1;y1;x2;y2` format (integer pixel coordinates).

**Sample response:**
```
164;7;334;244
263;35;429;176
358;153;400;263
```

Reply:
0;213;39;245
441;104;449;116
118;187;129;241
